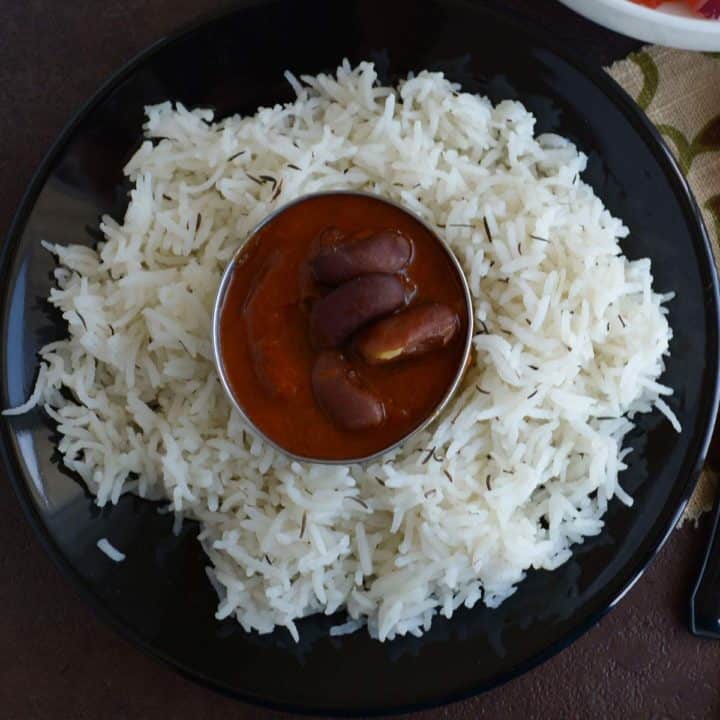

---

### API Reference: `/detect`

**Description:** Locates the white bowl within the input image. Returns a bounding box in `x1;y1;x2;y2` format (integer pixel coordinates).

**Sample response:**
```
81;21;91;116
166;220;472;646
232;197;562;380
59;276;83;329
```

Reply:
558;0;720;50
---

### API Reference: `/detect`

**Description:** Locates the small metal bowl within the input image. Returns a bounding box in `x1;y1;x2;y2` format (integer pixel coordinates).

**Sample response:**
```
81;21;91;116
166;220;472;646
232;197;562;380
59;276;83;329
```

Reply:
212;191;474;465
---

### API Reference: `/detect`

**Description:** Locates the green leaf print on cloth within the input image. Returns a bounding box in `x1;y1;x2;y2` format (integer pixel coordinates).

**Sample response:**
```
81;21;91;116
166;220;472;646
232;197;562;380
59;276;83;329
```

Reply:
656;123;694;173
657;115;720;175
694;115;720;155
705;194;720;240
628;51;659;111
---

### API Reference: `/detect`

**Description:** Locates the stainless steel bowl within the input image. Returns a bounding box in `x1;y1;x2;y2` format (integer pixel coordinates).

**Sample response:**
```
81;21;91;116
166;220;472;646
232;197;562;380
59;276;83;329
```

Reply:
212;191;474;465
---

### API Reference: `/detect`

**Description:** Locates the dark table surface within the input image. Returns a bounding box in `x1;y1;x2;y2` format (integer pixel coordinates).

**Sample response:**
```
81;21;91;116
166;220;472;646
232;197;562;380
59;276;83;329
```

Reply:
1;1;719;718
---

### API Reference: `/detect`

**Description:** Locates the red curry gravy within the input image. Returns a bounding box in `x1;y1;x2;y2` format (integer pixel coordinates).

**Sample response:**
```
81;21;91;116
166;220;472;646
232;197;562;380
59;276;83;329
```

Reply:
218;193;469;460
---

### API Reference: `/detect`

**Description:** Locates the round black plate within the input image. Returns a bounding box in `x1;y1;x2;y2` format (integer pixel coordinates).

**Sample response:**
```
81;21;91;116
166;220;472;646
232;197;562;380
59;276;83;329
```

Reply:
1;1;718;715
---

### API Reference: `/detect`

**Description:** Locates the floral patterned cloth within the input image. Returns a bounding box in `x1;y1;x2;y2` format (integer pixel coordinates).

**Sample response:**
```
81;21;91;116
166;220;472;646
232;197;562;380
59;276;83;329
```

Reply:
608;48;719;523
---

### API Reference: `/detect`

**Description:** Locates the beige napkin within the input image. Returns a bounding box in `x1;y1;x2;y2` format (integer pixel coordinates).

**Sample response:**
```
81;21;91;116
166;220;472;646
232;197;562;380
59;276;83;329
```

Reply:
607;48;720;523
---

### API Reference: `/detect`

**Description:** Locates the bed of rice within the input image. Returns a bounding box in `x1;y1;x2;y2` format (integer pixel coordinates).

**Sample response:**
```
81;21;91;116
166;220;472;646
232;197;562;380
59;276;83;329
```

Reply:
4;61;678;642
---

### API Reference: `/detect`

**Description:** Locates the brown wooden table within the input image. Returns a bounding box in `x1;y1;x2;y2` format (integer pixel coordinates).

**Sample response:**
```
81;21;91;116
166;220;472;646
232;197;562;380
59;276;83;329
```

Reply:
1;1;719;718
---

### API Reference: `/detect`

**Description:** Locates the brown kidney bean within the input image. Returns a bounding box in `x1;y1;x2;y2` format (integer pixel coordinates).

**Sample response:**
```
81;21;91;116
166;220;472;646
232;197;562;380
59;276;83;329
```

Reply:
311;230;412;285
310;273;406;348
311;351;385;430
355;302;460;364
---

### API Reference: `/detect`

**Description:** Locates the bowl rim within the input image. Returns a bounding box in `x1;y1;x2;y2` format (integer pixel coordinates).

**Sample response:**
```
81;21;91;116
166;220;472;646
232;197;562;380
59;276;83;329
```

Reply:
0;1;718;716
211;190;474;466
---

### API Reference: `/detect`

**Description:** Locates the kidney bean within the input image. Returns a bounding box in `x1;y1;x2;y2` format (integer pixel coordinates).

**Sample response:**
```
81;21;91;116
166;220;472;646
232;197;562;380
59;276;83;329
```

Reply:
355;302;460;364
311;230;412;285
311;351;385;430
310;273;406;348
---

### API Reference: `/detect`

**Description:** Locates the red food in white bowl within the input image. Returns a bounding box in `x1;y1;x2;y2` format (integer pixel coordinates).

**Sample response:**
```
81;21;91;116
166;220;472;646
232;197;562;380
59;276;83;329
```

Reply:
559;0;720;49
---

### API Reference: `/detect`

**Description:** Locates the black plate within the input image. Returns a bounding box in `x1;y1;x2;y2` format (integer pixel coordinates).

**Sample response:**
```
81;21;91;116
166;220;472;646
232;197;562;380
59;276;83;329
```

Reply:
1;0;718;715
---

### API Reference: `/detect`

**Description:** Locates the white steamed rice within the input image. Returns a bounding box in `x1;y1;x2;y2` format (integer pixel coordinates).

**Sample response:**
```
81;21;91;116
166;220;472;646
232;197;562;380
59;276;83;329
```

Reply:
96;537;126;562
4;61;677;642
